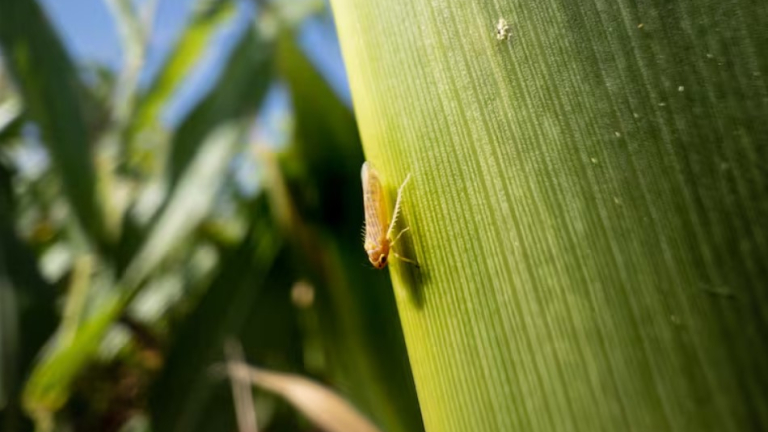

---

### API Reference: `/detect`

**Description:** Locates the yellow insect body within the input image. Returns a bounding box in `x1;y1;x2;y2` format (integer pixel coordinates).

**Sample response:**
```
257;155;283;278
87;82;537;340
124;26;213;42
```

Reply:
361;162;417;269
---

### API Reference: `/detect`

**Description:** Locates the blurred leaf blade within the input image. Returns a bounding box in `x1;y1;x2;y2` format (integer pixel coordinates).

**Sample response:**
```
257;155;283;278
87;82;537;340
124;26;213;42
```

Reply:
21;295;125;421
0;0;106;242
278;30;361;188
125;22;274;284
104;0;148;131
0;159;57;432
105;0;144;61
126;0;235;147
0;98;23;143
148;201;287;432
20;115;249;423
123;120;246;287
226;362;383;432
20;17;277;424
166;23;274;187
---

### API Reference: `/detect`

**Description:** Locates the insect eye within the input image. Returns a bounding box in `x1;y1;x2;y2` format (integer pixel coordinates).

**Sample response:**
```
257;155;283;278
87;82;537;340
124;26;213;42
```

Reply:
380;256;387;264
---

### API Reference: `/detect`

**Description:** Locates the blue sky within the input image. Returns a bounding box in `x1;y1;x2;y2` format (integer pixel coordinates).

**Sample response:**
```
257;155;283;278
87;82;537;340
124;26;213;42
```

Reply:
38;0;351;125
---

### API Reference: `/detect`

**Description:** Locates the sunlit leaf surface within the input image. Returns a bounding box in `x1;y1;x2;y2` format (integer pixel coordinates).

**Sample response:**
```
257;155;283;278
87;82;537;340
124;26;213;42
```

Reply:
330;0;768;431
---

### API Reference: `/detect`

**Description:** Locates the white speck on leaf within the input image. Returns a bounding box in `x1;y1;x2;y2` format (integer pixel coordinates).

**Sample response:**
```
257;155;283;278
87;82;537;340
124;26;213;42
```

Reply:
678;86;685;92
495;18;511;41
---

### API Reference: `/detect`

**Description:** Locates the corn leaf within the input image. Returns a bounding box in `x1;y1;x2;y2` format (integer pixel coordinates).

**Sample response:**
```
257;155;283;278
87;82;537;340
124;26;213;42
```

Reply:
0;0;106;241
126;0;235;146
21;24;274;417
120;23;274;278
148;204;285;432
0;147;57;432
166;24;273;187
330;0;768;431
0;98;23;144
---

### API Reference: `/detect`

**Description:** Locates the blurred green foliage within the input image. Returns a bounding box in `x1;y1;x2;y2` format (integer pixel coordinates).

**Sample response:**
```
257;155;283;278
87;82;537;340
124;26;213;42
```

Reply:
0;0;423;431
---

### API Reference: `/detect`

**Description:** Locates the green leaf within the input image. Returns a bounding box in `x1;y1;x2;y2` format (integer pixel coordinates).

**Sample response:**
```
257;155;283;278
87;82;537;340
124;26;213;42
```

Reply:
0;161;57;432
123;120;247;287
330;0;768;431
125;0;234;151
22;293;126;425
20;119;249;421
277;35;423;432
104;0;148;132
0;0;106;242
148;204;286;432
278;32;363;214
21;23;276;420
0;98;23;144
166;24;274;187
123;23;274;284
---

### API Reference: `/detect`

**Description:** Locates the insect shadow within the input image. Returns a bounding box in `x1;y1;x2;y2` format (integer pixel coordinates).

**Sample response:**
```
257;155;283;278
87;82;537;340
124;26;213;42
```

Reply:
390;204;428;309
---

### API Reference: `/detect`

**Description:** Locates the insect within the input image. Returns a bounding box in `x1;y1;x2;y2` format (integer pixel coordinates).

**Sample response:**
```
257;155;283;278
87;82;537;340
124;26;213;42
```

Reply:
495;18;511;41
361;162;419;269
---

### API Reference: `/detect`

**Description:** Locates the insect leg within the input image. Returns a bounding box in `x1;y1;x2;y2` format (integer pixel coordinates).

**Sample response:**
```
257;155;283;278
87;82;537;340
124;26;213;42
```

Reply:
392;252;420;268
389;227;410;247
386;173;412;240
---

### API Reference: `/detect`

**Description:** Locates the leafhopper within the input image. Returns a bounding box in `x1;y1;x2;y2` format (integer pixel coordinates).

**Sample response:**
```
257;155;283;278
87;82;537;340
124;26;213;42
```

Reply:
361;162;418;269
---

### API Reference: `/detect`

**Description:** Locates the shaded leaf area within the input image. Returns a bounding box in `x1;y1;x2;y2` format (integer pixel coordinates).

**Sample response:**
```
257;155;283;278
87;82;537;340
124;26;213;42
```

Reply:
330;0;768;431
22;290;128;425
0;99;24;143
276;34;423;432
0;163;57;432
149;197;289;432
0;0;106;243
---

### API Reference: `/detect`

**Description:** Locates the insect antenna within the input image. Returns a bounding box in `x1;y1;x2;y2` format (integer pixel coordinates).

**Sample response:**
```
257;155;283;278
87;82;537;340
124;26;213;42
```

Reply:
386;173;411;240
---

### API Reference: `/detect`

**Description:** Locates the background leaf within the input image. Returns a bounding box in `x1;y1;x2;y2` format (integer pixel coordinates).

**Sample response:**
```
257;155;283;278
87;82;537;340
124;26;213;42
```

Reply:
0;0;107;243
20;18;275;423
166;23;273;188
125;0;235;156
0;159;57;432
225;361;383;432
0;98;23;143
118;22;274;274
148;201;286;432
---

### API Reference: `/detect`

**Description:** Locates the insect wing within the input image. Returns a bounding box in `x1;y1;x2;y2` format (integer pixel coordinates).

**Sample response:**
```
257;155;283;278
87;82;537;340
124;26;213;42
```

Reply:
361;162;388;247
